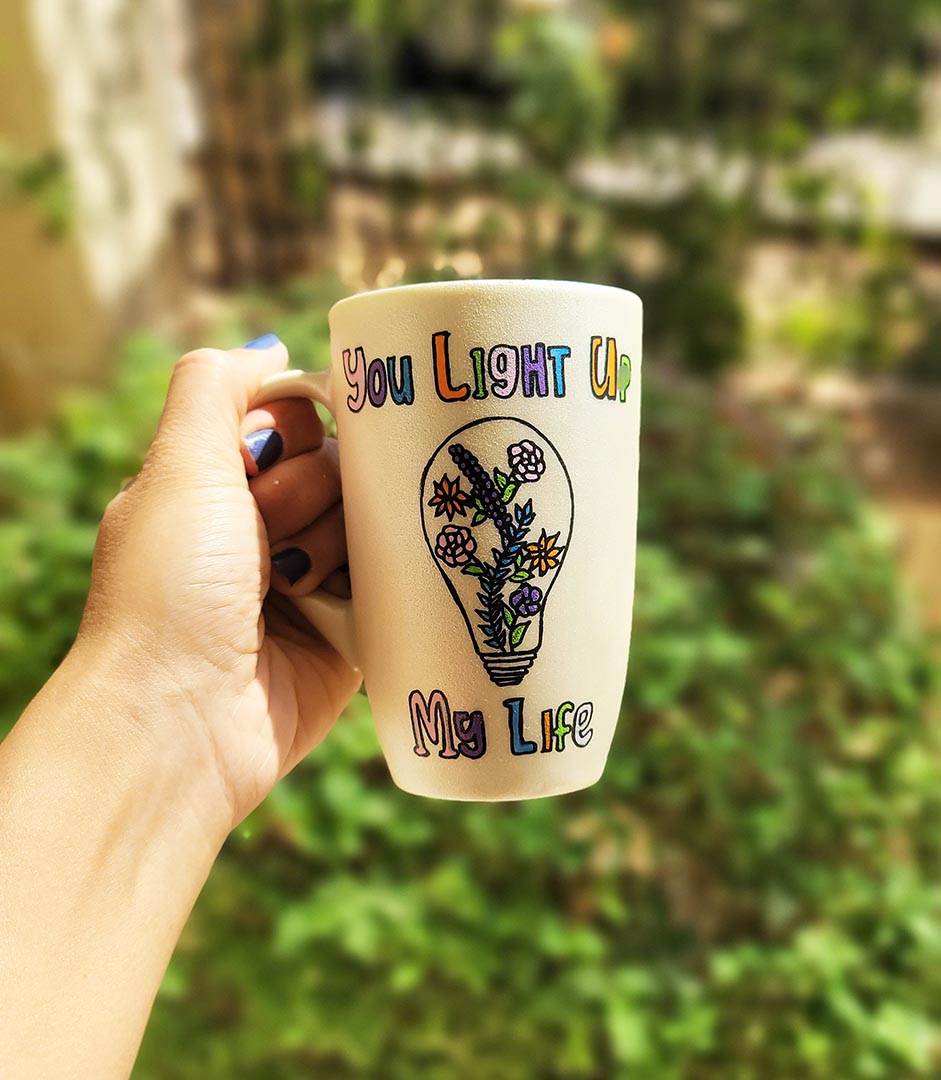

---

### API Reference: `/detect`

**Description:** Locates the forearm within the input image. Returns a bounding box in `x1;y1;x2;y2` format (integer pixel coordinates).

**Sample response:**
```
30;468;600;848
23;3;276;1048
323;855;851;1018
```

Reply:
0;639;231;1079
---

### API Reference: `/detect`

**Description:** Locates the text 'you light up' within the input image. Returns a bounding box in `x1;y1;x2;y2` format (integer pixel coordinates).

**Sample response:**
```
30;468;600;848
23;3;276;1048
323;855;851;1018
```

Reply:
420;418;574;686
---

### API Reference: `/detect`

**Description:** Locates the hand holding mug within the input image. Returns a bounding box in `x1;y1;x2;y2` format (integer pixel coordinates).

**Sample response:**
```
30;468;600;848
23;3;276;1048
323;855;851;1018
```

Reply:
76;334;360;830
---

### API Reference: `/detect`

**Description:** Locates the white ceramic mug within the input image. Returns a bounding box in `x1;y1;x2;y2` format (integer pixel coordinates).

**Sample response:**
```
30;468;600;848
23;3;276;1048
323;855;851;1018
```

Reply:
254;279;642;800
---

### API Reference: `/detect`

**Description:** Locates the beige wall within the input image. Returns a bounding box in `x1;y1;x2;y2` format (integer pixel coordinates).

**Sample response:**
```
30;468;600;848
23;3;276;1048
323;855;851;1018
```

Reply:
0;0;198;431
0;1;108;430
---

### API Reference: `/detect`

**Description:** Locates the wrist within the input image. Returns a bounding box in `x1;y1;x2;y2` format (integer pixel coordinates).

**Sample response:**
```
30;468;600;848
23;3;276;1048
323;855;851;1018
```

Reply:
16;631;235;851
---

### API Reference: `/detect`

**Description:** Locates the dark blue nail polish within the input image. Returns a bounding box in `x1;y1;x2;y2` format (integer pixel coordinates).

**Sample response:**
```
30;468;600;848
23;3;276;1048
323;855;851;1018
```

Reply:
272;547;310;585
243;333;280;350
244;428;283;472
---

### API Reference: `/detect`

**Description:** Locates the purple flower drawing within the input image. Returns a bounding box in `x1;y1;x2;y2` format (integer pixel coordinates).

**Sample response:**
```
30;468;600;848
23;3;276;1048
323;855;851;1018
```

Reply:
509;583;543;617
435;524;477;567
508;440;546;483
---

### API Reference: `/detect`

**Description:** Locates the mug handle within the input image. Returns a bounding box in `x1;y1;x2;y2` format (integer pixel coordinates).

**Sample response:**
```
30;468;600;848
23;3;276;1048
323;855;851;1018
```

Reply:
252;369;361;672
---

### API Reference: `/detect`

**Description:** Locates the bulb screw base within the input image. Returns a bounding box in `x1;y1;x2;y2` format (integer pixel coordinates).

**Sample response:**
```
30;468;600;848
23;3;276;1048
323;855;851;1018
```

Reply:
481;651;538;686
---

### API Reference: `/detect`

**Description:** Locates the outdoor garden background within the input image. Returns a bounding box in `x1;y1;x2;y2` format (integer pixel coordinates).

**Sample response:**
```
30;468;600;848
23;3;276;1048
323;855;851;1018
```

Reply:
1;1;941;1077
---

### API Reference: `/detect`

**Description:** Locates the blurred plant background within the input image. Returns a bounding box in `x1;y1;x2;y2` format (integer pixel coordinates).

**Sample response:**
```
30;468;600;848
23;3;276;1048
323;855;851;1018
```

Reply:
2;1;941;1077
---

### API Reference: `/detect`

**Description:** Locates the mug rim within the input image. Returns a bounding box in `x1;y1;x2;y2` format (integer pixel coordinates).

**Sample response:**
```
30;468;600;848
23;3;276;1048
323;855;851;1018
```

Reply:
329;277;642;318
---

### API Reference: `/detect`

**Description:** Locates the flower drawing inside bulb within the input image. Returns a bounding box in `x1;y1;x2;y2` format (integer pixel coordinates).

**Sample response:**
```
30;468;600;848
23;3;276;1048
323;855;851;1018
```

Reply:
420;418;574;687
508;582;542;617
435;524;476;566
508;439;546;483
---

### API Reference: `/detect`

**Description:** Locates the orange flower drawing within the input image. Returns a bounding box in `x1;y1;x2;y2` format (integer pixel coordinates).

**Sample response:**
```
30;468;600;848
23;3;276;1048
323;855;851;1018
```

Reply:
526;529;564;576
427;473;470;521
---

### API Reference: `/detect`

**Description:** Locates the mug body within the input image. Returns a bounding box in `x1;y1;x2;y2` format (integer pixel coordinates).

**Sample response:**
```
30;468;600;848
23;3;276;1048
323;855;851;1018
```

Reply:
327;279;641;800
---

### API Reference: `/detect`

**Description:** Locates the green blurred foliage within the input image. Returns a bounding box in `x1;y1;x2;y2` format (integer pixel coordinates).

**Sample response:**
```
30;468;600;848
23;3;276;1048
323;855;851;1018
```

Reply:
0;141;73;237
602;0;929;138
772;211;941;377
1;296;938;1079
258;0;940;377
495;12;614;165
270;0;935;137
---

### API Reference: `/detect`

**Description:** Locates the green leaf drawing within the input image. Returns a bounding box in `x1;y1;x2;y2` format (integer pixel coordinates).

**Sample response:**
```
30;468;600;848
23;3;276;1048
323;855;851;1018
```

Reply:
618;354;632;398
510;570;532;582
502;604;515;628
511;621;530;647
461;563;484;576
501;481;518;503
471;510;487;526
493;468;509;492
515;551;524;568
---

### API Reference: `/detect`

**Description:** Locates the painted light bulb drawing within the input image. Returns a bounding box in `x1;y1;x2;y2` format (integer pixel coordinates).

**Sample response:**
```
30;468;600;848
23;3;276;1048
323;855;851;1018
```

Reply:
420;418;574;686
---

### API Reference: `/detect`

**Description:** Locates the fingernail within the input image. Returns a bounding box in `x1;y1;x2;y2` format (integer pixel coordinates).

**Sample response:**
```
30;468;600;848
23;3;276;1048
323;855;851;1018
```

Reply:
244;428;283;472
243;333;280;350
272;547;310;585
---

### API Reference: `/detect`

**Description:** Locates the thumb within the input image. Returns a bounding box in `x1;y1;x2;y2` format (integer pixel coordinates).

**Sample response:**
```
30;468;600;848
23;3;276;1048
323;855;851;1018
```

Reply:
147;336;289;484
